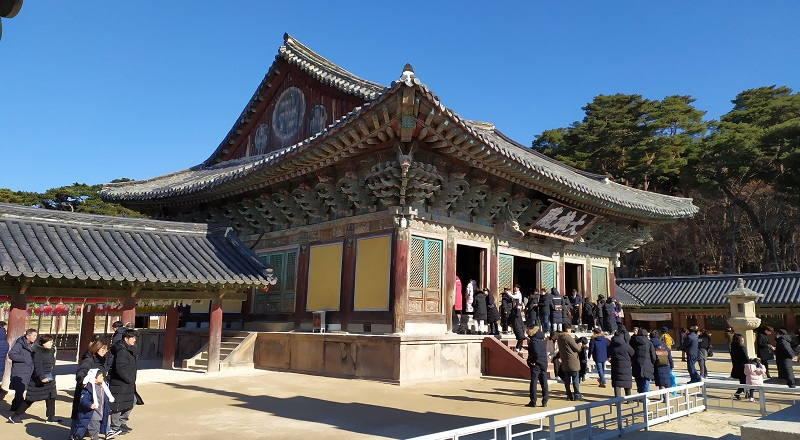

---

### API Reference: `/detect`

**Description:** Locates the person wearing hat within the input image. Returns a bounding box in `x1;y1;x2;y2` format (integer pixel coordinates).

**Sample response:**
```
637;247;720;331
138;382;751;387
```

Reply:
660;327;674;350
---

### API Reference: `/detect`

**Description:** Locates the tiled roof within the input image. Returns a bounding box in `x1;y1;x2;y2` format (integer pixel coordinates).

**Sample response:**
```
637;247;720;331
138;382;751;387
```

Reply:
615;272;800;306
101;37;698;221
0;203;273;286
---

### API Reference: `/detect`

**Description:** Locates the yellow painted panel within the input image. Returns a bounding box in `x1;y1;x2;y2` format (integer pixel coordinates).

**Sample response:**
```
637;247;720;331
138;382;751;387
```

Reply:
354;236;391;311
222;299;243;313
189;300;210;314
306;243;343;311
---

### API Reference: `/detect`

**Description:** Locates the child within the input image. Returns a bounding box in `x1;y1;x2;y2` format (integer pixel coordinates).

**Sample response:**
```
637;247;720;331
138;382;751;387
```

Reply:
578;336;589;382
743;358;766;402
72;368;114;440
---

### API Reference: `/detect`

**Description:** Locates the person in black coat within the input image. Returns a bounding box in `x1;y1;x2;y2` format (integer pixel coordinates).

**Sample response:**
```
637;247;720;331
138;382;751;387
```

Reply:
472;289;488;334
550;288;565;332
609;331;634;397
630;328;657;393
601;299;617;333
7;328;38;417
511;303;526;352
70;337;111;437
756;327;775;379
500;288;513;333
10;335;58;423
582;301;596;329
650;331;674;389
526;328;549;407
538;289;554;333
730;334;749;398
486;291;501;335
524;292;539;328
682;326;702;383
0;322;9;400
775;329;797;388
109;329;139;434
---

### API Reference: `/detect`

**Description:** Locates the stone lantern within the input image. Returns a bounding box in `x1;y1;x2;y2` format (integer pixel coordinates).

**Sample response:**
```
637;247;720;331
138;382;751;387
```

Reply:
725;278;763;359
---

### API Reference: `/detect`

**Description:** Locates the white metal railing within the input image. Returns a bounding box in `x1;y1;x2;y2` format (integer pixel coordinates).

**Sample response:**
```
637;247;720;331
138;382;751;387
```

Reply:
407;382;706;440
702;381;800;416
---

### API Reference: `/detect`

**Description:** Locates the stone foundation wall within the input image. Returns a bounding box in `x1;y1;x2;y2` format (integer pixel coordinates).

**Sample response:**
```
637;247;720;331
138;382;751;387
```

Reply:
253;332;483;384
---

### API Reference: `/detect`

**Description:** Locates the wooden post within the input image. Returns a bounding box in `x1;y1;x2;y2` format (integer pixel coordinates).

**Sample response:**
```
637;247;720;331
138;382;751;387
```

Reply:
585;264;593;299
608;269;617;298
162;306;179;369
77;305;96;357
207;299;223;373
3;286;29;389
121;298;136;327
339;226;356;332
444;232;456;332
392;227;410;334
293;241;310;329
784;309;797;334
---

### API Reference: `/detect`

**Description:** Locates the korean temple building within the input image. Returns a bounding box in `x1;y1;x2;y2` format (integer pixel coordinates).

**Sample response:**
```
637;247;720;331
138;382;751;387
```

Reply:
101;34;697;342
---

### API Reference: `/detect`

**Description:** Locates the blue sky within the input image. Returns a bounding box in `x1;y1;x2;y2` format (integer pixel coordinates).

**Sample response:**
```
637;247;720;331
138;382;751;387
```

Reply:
2;2;799;192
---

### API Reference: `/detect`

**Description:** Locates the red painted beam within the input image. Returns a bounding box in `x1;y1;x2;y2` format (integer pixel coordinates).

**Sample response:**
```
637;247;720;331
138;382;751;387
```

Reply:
162;306;179;369
78;306;96;356
207;300;223;373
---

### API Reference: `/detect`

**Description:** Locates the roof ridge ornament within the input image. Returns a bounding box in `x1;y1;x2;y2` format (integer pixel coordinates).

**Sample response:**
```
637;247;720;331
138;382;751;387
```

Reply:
400;63;415;86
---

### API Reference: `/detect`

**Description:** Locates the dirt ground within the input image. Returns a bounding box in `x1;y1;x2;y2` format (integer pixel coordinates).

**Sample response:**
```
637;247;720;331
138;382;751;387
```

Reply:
0;367;771;440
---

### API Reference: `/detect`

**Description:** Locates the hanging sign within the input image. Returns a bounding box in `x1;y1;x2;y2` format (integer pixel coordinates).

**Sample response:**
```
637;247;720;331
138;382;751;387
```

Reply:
630;312;672;321
528;201;598;242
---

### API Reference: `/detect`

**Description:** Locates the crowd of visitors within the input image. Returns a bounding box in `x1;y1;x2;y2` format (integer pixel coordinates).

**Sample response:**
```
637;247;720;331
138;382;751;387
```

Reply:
2;320;140;439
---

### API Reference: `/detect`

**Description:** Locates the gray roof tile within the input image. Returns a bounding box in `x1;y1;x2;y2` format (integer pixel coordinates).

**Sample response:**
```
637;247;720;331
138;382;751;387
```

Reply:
0;203;272;287
615;272;800;306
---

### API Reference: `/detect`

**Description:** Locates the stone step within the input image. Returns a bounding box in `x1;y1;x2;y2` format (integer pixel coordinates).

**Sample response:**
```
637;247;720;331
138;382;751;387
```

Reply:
221;337;246;343
194;359;208;366
186;365;207;372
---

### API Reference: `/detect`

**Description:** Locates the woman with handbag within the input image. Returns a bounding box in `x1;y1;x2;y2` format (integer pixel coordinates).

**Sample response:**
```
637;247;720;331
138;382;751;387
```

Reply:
10;334;59;424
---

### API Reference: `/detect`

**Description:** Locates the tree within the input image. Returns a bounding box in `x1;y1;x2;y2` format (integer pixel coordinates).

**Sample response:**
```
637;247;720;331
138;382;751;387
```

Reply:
0;182;145;218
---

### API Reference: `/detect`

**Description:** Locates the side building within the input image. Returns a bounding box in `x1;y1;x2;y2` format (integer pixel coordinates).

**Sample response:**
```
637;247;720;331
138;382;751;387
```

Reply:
101;34;697;337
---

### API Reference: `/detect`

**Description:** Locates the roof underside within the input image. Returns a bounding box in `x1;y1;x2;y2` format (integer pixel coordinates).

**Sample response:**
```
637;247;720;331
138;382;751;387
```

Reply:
0;203;272;287
616;272;800;306
100;35;698;222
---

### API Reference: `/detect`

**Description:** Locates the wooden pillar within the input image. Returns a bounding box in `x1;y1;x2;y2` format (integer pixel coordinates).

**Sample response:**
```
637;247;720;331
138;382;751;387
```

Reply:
340;226;356;332
557;258;566;295
207;299;223;373
3;287;29;389
444;232;456;332
392;227;410;334
585;264;593;299
78;305;96;356
121;298;136;326
293;240;310;329
489;239;498;296
784;308;797;333
608;269;616;298
161;306;179;369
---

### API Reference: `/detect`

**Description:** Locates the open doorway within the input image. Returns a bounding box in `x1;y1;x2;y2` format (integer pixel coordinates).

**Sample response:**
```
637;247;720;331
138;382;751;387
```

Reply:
456;244;485;295
513;256;538;296
565;263;584;297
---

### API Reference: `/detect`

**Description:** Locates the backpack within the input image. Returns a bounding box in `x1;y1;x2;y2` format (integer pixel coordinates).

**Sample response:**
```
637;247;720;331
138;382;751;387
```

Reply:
655;348;670;367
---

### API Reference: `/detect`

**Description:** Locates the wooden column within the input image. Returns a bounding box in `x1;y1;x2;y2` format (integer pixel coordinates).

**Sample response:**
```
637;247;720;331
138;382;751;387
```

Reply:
444;232;456;332
207;299;223;373
489;239;498;296
3;285;29;389
121;298;136;326
392;227;410;334
78;305;96;356
293;240;310;329
784;308;797;333
558;259;566;295
585;264;593;299
339;226;356;332
161;306;179;369
608;268;617;298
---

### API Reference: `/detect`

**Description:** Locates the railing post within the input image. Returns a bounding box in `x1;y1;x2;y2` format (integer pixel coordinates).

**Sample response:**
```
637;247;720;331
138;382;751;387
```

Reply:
643;395;650;431
585;408;592;440
616;399;623;437
758;387;767;416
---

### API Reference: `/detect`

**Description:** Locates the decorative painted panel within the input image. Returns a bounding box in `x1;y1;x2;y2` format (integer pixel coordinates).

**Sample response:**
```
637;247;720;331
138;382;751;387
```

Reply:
308;104;327;134
498;254;514;291
591;266;609;299
408;236;442;314
540;261;557;290
354;235;391;311
306;243;343;311
254;123;269;155
272;86;306;143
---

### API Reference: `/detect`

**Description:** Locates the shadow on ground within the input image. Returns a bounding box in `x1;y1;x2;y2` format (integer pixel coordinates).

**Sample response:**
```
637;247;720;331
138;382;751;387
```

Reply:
165;382;494;438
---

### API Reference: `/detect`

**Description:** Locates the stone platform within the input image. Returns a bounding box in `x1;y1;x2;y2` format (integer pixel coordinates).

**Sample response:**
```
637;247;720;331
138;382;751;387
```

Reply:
254;332;484;385
741;404;800;440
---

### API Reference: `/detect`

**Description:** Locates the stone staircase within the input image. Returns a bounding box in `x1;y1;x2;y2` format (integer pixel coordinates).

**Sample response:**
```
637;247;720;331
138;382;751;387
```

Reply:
182;331;253;372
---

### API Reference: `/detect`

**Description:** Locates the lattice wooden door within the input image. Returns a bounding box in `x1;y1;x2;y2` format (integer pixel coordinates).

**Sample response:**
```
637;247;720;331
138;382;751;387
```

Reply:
498;254;514;291
408;237;442;313
539;261;557;291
